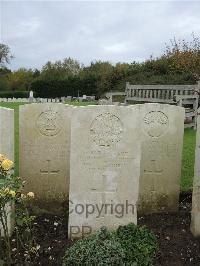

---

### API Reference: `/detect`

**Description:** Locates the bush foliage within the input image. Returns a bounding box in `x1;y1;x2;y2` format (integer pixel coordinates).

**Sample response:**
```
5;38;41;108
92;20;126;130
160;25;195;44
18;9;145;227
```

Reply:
63;223;158;266
1;34;199;98
0;91;30;98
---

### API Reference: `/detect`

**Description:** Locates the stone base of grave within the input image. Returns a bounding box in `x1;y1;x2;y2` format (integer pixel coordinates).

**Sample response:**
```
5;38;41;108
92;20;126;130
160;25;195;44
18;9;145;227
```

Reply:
28;198;68;215
0;203;15;237
191;212;200;237
138;192;179;215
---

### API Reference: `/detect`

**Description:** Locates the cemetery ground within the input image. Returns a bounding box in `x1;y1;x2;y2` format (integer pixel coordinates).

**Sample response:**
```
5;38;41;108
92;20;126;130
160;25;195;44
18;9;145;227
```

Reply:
0;102;200;265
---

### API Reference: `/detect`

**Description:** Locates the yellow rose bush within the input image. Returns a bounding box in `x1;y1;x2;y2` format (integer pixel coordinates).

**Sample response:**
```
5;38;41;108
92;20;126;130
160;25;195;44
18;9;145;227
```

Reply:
0;154;6;162
0;155;37;265
1;159;13;171
0;155;16;205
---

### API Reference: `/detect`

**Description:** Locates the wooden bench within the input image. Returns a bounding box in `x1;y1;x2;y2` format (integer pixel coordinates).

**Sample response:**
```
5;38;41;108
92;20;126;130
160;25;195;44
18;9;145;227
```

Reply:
125;82;199;104
125;82;200;128
176;94;199;129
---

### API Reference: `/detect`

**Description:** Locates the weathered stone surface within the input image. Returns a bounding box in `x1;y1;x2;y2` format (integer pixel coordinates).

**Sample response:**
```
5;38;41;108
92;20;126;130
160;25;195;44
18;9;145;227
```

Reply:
191;110;200;236
19;103;72;213
0;107;14;236
138;103;185;214
68;105;141;238
0;107;14;161
0;203;15;237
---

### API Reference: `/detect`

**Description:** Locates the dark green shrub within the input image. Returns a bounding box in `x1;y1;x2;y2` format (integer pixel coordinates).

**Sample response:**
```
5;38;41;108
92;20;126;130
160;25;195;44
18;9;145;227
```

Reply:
63;227;125;266
116;223;158;265
62;223;158;266
31;76;97;98
0;91;31;98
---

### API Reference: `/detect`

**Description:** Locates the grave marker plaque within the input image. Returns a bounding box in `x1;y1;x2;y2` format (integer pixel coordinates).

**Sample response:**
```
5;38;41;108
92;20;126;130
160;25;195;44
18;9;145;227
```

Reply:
138;103;185;214
68;106;141;238
19;103;72;213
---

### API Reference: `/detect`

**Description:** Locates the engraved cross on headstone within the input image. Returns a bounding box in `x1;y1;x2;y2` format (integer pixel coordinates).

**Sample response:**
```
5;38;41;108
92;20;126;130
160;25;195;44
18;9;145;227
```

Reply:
40;160;60;178
144;158;163;173
91;174;117;218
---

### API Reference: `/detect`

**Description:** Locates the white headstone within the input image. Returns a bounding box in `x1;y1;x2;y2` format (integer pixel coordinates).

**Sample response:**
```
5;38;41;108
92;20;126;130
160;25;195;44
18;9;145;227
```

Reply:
61;97;65;103
67;96;72;101
68;105;141;238
0;107;14;237
29;90;34;98
19;103;72;213
191;110;200;236
138;104;185;214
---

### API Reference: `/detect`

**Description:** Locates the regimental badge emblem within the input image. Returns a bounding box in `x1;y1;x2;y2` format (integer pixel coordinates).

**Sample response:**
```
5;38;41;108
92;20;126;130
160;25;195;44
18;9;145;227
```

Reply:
143;111;169;137
36;109;63;136
90;112;123;147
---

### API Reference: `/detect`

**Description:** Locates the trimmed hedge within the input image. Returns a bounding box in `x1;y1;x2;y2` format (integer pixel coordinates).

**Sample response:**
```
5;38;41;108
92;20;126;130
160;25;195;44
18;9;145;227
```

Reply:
0;91;31;98
31;77;97;98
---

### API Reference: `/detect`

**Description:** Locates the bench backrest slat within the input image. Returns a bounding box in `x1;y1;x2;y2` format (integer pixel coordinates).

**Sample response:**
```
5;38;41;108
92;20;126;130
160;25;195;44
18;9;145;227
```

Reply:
125;82;199;103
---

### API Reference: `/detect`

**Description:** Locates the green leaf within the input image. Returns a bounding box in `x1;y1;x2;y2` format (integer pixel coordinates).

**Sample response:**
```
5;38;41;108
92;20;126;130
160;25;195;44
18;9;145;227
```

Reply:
16;218;24;226
0;259;5;266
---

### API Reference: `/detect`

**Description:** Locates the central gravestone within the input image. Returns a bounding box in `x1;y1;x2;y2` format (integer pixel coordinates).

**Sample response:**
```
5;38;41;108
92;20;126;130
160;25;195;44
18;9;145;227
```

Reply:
138;103;185;214
19;103;72;213
68;105;141;239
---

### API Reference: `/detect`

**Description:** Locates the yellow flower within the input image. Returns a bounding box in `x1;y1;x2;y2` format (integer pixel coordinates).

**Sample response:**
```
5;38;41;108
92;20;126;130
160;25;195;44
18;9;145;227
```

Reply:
4;188;9;194
27;192;35;198
9;190;16;197
1;159;13;171
0;154;6;162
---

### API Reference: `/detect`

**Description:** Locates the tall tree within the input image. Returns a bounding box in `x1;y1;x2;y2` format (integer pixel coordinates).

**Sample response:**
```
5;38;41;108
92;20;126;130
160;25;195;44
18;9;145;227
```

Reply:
0;44;13;66
163;33;200;80
40;57;82;80
7;68;34;91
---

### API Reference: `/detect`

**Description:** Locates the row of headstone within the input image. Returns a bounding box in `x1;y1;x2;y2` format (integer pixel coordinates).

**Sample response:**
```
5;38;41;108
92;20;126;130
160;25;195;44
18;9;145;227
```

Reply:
18;103;185;238
2;104;200;238
0;98;28;103
33;98;61;103
0;98;61;103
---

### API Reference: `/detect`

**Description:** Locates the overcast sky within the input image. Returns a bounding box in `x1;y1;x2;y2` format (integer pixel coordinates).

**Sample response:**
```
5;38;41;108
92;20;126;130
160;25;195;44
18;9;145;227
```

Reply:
1;0;200;70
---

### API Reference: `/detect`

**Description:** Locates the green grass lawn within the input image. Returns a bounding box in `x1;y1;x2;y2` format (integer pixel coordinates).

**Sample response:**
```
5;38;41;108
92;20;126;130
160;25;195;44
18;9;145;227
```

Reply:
181;128;196;191
0;102;197;192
